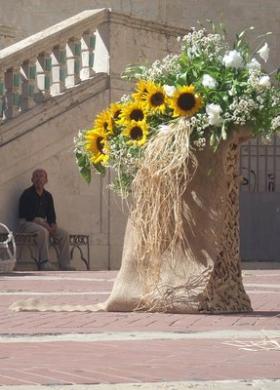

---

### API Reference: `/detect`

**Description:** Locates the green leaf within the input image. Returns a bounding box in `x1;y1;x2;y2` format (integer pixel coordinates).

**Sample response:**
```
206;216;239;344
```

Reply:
80;166;92;184
94;163;106;176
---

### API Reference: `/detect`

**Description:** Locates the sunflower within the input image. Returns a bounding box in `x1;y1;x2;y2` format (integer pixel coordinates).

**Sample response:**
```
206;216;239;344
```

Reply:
119;101;147;124
132;79;150;100
143;82;167;114
85;129;109;165
122;120;149;146
94;110;114;135
170;85;203;117
109;102;122;122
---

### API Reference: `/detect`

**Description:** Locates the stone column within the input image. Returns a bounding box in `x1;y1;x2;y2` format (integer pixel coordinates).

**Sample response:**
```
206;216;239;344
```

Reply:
36;52;51;100
0;74;4;121
80;32;96;80
50;46;66;96
21;60;37;111
65;38;81;88
4;67;21;119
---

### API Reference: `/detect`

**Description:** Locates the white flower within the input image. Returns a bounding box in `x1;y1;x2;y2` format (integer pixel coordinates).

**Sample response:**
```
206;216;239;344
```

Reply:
258;75;271;88
163;85;176;97
271;116;280;131
246;58;261;71
222;50;244;69
206;104;223;126
256;95;265;104
257;42;269;62
202;74;217;89
158;124;171;134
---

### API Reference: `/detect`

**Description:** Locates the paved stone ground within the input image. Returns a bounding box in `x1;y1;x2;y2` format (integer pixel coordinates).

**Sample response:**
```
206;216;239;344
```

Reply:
0;269;279;389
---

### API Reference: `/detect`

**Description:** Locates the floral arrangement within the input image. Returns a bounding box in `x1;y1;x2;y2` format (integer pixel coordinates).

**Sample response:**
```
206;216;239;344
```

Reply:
74;23;280;197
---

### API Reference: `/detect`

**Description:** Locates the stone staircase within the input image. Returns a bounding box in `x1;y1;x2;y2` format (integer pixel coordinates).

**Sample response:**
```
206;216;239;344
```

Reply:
0;9;185;270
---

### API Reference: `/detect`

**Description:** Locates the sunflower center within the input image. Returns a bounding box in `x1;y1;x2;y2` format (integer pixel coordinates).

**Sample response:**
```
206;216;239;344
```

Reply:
130;126;143;140
151;92;164;107
130;109;144;121
96;137;105;154
177;93;196;111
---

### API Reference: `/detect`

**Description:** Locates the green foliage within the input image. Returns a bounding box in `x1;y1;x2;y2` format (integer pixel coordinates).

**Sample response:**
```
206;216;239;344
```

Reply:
74;23;280;197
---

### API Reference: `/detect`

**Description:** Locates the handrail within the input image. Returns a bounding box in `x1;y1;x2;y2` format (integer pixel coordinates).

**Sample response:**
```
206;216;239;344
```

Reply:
0;9;110;123
0;9;109;71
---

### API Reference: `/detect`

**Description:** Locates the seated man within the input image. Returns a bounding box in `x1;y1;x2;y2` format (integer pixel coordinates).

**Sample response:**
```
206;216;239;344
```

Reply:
18;169;76;271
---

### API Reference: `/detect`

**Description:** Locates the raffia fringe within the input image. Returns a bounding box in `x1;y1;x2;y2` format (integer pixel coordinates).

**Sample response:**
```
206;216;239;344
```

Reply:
131;118;198;296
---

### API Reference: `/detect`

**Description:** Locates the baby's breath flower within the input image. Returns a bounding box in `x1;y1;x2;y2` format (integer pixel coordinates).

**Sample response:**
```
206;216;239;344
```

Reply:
271;116;280;131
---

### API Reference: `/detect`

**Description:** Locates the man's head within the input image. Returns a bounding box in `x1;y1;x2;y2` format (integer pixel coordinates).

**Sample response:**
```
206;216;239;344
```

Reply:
31;169;48;190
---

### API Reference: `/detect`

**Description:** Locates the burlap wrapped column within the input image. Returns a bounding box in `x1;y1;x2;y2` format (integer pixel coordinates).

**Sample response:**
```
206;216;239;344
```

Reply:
103;127;252;313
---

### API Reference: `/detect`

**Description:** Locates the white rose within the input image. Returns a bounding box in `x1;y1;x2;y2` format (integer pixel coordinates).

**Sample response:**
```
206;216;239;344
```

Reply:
246;58;261;71
206;104;223;126
163;85;176;97
258;75;271;88
222;50;244;69
202;74;217;89
257;42;269;63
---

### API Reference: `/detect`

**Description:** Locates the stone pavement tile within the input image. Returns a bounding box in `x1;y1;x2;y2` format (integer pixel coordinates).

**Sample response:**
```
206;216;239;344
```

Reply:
0;338;279;385
0;269;279;386
0;306;279;335
0;380;280;390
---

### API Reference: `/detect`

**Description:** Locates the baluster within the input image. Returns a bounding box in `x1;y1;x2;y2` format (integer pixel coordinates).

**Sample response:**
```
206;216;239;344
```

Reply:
80;31;96;80
21;60;37;111
65;38;81;88
0;74;4;120
36;52;51;100
59;47;67;92
12;67;22;116
28;60;38;108
50;46;66;96
89;32;96;71
4;67;21;119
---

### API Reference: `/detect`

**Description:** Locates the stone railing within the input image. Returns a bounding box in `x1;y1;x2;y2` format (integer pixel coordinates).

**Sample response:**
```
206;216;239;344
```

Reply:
0;9;110;123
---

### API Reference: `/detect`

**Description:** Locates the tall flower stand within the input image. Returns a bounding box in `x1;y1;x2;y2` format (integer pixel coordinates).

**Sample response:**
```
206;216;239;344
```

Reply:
102;127;252;313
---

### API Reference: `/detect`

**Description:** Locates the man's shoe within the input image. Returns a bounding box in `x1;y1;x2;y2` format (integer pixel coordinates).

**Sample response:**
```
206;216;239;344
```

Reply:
59;264;76;271
39;261;56;271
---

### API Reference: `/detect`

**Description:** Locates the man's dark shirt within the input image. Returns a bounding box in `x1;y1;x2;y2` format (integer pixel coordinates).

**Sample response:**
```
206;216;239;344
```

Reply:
19;185;56;225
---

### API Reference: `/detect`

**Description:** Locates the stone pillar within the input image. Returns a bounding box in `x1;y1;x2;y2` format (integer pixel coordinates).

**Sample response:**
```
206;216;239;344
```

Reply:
4;67;21;119
50;46;66;96
80;32;96;80
65;38;81;88
21;60;37;111
94;23;110;73
36;52;51;99
0;74;4;121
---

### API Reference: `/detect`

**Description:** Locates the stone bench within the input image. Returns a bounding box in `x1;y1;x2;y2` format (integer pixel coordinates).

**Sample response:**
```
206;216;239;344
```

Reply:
0;232;90;270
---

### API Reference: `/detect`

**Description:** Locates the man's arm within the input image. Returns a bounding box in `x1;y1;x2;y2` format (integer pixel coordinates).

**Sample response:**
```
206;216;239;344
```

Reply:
46;192;57;234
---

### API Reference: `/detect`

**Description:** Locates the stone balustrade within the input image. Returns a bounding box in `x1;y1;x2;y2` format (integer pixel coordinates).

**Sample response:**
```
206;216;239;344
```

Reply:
0;9;109;122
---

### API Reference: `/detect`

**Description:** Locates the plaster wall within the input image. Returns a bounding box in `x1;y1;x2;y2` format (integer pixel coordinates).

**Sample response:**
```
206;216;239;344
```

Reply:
0;0;279;66
0;14;181;270
1;2;280;266
0;77;111;270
